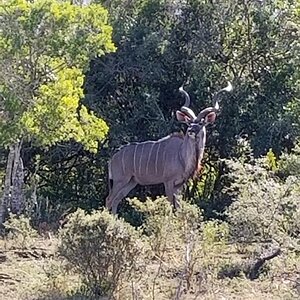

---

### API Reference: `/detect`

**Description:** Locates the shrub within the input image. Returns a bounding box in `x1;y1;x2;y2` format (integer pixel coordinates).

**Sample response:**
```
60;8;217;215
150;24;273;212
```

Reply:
278;144;300;178
129;197;203;259
3;214;38;249
58;209;144;297
225;158;300;248
202;220;229;246
129;197;208;296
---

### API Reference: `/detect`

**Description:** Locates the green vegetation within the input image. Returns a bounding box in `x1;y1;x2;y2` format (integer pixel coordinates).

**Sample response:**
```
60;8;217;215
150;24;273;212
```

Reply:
0;0;115;223
59;209;143;297
0;0;300;299
0;198;299;299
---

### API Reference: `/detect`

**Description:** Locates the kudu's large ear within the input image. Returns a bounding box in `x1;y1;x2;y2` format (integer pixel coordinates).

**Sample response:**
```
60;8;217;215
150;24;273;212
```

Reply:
176;110;192;123
204;112;217;124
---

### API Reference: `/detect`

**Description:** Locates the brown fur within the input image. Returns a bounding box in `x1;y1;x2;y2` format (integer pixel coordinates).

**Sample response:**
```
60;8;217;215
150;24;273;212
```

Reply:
193;162;203;178
170;132;184;139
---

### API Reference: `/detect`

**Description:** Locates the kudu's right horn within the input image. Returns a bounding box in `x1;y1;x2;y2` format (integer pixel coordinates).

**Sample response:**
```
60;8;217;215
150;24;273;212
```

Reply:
212;81;232;109
179;86;196;121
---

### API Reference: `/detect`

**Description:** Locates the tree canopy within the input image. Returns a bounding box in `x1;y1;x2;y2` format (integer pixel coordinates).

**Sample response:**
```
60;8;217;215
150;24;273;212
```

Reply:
0;0;115;150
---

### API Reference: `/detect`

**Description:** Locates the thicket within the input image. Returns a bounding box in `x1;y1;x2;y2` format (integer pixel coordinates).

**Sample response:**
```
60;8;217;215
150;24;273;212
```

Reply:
226;158;300;248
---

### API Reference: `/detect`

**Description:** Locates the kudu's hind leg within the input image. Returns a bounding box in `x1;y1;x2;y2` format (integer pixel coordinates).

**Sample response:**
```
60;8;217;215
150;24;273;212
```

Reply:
110;178;137;214
106;179;131;211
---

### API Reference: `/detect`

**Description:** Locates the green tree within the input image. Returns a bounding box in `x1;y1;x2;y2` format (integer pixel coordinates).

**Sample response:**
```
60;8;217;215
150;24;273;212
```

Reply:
0;0;115;224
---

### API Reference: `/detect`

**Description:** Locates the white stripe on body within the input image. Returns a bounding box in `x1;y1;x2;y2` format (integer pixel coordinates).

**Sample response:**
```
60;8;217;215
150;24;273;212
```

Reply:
162;148;166;176
133;144;138;174
155;143;161;175
139;143;145;175
121;147;126;174
146;143;155;174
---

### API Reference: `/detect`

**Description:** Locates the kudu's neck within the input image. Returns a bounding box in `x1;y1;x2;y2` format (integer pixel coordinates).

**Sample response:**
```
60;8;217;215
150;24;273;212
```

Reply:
181;127;206;178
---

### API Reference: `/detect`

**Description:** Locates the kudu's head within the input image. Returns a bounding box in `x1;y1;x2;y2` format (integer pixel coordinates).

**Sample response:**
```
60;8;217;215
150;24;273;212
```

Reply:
176;82;232;142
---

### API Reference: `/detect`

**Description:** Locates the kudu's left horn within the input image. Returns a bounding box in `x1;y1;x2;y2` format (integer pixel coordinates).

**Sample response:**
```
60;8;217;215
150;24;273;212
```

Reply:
195;82;232;123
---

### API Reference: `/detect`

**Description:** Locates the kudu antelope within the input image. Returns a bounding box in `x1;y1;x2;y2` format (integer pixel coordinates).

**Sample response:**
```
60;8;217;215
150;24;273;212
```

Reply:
106;83;232;213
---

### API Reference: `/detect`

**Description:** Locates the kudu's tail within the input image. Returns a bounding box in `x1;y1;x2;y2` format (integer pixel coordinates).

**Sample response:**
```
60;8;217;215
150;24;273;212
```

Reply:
106;161;113;209
108;160;113;191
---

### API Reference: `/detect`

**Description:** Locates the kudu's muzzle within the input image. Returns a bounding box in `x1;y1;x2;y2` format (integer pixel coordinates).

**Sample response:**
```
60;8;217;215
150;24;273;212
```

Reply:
187;123;202;135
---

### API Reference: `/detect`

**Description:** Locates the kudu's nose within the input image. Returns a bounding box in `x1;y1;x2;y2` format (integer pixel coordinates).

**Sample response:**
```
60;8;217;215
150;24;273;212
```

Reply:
188;124;201;135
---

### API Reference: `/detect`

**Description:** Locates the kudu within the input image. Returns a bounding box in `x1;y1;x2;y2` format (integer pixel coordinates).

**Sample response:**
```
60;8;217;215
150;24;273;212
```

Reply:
106;83;232;214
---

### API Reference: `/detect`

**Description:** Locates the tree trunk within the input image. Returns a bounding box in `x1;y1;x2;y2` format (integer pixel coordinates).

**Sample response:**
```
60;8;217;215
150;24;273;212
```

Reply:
0;140;24;225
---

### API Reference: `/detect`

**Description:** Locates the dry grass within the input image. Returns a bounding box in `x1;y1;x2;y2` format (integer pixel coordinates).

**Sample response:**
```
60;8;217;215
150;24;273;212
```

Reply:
0;237;82;300
124;247;299;300
0;232;299;300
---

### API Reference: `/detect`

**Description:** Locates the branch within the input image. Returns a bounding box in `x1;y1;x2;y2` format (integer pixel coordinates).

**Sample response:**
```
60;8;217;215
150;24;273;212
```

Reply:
247;246;281;280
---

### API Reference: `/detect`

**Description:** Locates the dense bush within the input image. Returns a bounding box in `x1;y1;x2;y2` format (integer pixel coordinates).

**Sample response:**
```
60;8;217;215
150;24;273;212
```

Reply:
225;158;300;248
58;209;144;297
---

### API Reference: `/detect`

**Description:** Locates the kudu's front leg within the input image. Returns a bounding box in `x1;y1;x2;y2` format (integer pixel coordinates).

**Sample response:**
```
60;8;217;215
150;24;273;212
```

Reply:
165;181;183;211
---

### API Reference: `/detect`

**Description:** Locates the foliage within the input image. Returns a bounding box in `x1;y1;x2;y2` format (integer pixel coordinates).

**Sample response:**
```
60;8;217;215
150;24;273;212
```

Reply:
278;143;300;178
0;200;299;300
0;0;299;222
88;0;300;157
70;0;299;214
202;220;229;247
21;68;108;152
225;158;300;248
0;0;115;226
1;1;300;299
130;197;202;258
3;213;38;248
0;0;115;150
129;197;232;297
3;0;298;220
266;148;278;171
58;208;144;297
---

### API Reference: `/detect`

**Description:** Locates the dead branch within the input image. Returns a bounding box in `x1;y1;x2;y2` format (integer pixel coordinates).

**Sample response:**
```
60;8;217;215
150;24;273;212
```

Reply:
246;246;281;280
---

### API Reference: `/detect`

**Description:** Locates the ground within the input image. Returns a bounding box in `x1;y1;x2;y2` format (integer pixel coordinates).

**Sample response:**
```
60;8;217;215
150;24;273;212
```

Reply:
0;235;299;300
